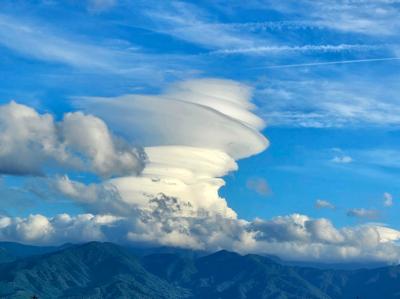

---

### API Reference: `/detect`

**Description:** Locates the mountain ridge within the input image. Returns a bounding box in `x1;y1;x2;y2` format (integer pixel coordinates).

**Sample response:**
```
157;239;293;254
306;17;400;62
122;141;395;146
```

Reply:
0;241;399;298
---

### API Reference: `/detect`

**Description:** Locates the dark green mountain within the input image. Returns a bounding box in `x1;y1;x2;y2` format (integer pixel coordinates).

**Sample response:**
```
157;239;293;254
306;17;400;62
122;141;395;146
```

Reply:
0;242;188;299
142;250;328;299
0;241;400;298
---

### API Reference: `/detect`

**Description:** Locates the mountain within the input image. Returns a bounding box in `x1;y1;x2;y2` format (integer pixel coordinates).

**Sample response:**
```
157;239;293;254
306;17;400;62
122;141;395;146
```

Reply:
142;250;328;299
127;245;208;259
0;242;188;299
299;265;400;299
0;242;400;298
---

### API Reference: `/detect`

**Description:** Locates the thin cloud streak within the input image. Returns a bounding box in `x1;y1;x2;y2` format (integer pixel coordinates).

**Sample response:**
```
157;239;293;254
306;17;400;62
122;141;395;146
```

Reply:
210;44;383;56
254;57;400;69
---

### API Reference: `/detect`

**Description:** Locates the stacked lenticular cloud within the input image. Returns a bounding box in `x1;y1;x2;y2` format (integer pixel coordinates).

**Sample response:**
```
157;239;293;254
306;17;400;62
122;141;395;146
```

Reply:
80;79;269;218
1;79;400;263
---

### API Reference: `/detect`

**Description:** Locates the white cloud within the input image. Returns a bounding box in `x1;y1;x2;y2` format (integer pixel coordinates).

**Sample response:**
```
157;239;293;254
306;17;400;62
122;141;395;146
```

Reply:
61;112;144;177
211;44;382;56
141;2;386;58
0;101;144;177
261;57;400;70
75;78;268;219
79;78;268;159
269;0;400;36
143;2;261;50
0;79;266;223
330;148;353;164
249;214;400;262
0;213;122;245
1;211;400;263
332;155;353;164
384;192;393;207
347;208;380;219
13;214;53;242
0;12;187;79
258;77;400;128
315;199;335;209
0;14;121;70
109;147;238;218
2;79;400;264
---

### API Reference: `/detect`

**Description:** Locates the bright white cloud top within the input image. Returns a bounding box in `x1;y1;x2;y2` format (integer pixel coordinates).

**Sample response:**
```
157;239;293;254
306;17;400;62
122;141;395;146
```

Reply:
0;79;400;263
77;78;268;219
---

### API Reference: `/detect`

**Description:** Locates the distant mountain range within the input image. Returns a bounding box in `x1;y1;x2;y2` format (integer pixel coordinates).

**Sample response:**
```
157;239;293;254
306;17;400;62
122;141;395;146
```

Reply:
0;241;399;298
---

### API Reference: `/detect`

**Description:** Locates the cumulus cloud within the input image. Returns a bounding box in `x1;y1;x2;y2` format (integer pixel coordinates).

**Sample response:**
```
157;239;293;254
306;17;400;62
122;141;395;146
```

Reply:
1;79;400;264
9;175;400;263
347;208;380;219
0;213;122;245
61;112;144;177
248;214;400;263
1;209;400;263
315;199;335;209
0;101;144;177
384;192;393;207
246;177;271;196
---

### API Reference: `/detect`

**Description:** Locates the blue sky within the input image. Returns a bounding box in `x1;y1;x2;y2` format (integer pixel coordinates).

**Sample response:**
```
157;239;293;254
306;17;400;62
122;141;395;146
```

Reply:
1;0;400;262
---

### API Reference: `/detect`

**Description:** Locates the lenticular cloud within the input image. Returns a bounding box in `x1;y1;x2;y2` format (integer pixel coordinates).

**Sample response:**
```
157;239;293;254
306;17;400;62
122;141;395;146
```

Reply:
79;78;269;218
1;79;400;263
80;79;268;159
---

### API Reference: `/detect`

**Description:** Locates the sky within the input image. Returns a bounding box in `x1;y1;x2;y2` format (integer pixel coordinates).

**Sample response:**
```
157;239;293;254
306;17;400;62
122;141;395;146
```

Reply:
1;0;400;263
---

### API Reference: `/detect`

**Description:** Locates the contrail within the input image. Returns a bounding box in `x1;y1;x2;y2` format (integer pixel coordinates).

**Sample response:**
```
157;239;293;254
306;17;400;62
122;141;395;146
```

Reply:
254;57;400;69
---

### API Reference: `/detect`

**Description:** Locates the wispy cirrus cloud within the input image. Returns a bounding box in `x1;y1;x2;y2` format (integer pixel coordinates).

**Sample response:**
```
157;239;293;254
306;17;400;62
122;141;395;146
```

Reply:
265;0;400;36
257;75;400;128
0;14;120;70
141;1;389;58
357;149;400;169
142;2;260;50
0;12;194;81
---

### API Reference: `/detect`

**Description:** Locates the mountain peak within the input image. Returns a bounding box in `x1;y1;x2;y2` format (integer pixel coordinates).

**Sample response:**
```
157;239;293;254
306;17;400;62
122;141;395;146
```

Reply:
210;249;241;258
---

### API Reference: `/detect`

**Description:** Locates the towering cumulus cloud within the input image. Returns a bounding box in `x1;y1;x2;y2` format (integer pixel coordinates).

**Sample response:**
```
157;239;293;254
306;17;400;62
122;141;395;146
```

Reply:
1;79;400;263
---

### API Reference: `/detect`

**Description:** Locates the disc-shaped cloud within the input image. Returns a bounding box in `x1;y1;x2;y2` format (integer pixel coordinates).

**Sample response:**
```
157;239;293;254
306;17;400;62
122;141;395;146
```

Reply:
79;79;268;160
77;78;268;218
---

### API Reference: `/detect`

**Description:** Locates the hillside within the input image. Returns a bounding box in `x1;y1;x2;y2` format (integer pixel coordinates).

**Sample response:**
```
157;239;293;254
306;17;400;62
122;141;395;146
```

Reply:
0;242;399;298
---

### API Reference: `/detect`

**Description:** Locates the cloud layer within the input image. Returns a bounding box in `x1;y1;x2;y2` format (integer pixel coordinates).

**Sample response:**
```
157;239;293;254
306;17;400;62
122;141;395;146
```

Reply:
1;79;400;264
1;210;400;263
